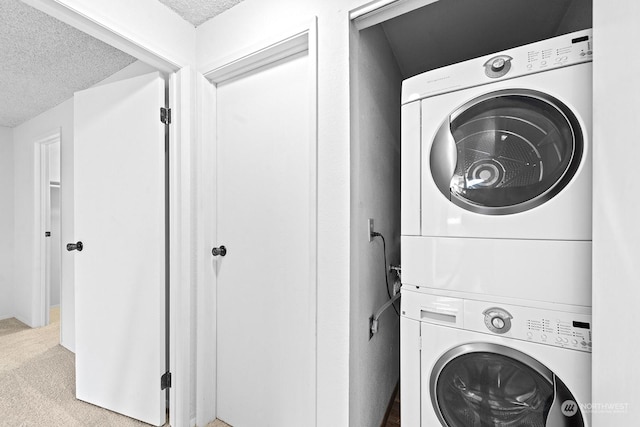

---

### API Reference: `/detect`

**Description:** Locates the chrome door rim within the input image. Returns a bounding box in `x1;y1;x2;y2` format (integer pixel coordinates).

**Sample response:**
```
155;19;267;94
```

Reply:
430;88;584;215
430;342;555;426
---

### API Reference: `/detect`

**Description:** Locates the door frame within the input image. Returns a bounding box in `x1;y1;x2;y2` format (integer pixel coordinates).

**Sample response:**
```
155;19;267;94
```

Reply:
34;129;61;328
22;2;191;425
197;17;318;426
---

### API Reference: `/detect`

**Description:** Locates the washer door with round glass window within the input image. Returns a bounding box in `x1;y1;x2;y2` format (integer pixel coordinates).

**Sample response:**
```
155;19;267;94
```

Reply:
430;343;585;426
430;89;583;215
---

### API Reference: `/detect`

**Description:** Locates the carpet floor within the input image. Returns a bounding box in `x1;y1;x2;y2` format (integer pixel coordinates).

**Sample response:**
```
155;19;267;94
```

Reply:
0;308;155;427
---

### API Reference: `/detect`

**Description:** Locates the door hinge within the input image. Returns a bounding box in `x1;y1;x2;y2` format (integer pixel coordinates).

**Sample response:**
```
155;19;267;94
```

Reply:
161;371;171;390
160;107;171;125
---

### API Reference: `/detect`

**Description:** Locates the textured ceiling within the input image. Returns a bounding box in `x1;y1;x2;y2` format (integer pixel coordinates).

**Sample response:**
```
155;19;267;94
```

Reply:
0;0;137;128
157;0;245;27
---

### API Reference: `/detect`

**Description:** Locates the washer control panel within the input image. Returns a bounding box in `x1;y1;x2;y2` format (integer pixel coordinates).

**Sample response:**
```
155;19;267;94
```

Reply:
466;300;592;353
401;290;593;352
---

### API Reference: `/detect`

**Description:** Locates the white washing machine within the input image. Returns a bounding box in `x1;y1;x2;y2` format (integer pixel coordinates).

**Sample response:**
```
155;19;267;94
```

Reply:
400;30;593;307
401;289;592;426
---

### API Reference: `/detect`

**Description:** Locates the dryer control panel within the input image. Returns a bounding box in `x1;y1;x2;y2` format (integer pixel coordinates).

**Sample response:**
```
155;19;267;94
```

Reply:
402;28;593;104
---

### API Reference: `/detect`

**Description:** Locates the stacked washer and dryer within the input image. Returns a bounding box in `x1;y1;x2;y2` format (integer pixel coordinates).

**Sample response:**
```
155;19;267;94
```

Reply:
400;30;593;426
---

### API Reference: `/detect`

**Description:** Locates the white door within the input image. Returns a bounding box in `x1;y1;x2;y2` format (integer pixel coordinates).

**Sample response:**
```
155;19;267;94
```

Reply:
215;51;315;426
73;72;166;426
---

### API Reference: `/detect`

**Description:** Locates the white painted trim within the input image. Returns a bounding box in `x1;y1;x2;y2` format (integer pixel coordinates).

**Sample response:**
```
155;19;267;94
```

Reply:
196;17;319;426
201;19;313;82
195;74;217;427
34;129;61;329
22;0;188;73
350;0;440;30
169;68;194;427
307;16;319;426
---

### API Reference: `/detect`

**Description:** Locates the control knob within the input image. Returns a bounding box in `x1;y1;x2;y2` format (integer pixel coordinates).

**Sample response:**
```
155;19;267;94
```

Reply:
484;55;512;78
483;307;513;334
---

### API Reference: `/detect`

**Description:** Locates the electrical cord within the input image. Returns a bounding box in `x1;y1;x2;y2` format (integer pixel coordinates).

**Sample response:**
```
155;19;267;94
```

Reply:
371;231;399;316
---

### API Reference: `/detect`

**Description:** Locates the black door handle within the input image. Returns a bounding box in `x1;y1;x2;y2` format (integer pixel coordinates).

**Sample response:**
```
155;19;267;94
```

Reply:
211;245;227;257
66;241;83;252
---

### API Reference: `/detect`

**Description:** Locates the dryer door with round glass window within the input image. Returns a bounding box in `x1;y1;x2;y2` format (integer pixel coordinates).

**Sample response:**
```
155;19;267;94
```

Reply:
430;343;585;427
430;89;583;215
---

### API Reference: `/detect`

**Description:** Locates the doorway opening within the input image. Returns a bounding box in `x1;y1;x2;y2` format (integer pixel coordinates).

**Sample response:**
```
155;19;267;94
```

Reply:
35;129;61;330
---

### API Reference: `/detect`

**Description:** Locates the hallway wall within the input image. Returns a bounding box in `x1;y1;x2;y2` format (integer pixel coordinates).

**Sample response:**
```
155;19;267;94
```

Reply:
0;126;14;320
11;60;158;351
12;99;73;335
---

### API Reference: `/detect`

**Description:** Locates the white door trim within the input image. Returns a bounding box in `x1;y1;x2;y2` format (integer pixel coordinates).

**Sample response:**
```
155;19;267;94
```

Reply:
168;67;196;427
16;3;189;424
22;0;192;73
350;0;439;30
34;128;61;328
196;16;319;426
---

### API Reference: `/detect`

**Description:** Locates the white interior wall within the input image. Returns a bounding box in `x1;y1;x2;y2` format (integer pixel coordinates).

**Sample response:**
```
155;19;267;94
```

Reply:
349;24;402;427
49;142;61;307
49;141;60;182
11;60;158;350
592;0;640;423
49;185;61;307
13;101;72;329
0;126;14;320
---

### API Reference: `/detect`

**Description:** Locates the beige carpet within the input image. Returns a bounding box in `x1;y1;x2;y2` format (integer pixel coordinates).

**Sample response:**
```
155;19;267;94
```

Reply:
206;420;232;427
0;307;157;427
206;420;231;427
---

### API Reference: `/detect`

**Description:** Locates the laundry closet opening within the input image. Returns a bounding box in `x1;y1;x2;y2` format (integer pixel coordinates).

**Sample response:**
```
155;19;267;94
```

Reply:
349;1;591;426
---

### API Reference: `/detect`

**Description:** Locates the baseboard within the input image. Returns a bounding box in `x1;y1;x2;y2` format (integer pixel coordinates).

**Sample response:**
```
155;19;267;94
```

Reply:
0;313;14;321
14;314;32;327
380;381;400;427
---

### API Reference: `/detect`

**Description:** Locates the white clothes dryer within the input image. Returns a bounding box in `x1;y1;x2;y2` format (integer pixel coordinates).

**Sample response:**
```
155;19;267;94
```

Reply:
400;288;592;426
400;30;593;306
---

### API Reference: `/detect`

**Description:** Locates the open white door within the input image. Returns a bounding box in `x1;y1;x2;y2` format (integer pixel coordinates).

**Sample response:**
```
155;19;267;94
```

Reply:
73;71;166;426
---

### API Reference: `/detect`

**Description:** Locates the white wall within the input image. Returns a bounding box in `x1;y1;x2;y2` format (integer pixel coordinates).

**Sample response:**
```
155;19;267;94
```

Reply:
50;142;61;307
592;0;640;423
349;24;402;427
11;60;158;350
0;126;14;320
50;185;61;307
13;99;72;334
49;141;60;182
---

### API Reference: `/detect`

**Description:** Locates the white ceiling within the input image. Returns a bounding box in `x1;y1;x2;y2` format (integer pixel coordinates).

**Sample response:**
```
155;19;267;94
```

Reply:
157;0;245;27
0;0;137;128
0;0;244;129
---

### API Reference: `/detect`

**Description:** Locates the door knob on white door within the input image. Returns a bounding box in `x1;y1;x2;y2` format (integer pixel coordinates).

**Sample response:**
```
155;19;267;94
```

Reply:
66;241;83;252
212;245;227;257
